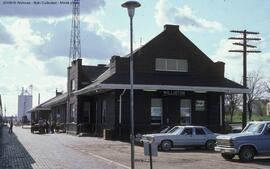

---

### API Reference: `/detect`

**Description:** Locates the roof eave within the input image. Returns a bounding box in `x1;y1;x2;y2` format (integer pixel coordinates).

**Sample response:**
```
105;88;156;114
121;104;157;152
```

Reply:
74;84;102;96
75;83;250;95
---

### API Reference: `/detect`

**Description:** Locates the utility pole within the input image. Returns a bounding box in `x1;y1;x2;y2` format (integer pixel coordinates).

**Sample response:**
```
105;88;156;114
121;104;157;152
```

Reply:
229;30;261;129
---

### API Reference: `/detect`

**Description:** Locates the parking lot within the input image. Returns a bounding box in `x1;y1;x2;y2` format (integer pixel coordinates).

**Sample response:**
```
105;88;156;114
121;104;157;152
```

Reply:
73;141;270;169
1;126;270;169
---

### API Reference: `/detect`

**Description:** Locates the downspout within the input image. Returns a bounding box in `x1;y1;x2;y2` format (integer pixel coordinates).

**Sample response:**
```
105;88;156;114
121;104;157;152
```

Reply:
119;89;126;137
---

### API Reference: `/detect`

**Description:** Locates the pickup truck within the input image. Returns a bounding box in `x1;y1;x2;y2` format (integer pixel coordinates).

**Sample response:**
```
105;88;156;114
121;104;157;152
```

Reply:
215;121;270;162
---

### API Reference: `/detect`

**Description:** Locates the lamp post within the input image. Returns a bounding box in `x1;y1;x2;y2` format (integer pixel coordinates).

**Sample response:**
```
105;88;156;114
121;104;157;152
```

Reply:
121;1;141;169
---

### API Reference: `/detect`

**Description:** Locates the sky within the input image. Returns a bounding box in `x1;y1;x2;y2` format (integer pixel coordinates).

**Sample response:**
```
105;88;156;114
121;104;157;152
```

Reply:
0;0;269;116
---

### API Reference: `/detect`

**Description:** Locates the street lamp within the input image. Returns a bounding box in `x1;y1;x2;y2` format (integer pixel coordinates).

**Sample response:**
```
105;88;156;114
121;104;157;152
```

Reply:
121;1;141;169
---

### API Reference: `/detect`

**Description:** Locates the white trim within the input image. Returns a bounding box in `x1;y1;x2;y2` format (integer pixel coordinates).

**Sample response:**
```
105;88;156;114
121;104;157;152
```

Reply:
100;84;250;94
74;84;101;95
119;90;126;125
74;83;250;96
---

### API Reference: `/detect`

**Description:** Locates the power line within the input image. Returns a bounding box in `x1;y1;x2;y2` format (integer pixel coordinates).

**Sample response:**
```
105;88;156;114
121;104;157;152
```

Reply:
229;29;261;129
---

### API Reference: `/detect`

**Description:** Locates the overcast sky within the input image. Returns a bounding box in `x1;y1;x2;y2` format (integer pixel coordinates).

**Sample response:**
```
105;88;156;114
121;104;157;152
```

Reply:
0;0;269;116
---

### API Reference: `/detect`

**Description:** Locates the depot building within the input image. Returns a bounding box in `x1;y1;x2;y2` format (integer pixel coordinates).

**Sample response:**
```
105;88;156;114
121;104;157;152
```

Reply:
31;25;248;139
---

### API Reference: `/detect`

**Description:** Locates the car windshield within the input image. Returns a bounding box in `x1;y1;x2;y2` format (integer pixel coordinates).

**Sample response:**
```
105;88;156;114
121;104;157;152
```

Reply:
242;123;265;134
204;128;213;134
160;126;172;133
167;127;184;134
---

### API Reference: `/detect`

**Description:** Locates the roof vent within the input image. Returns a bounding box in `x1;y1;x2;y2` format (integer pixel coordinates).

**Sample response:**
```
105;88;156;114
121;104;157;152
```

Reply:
164;24;179;31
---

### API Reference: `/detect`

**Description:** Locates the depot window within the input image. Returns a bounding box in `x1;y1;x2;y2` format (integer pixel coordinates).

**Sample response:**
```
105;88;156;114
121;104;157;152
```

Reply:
155;58;188;72
71;79;75;91
151;98;163;124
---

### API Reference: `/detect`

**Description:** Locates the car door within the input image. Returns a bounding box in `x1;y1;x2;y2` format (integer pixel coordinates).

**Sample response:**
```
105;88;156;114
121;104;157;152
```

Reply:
174;127;193;146
192;127;208;145
259;123;270;153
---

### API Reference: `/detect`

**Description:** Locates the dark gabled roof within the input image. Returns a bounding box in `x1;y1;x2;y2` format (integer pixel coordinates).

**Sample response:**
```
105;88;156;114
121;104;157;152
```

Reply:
124;25;215;64
27;98;52;113
102;72;245;89
27;93;67;113
81;65;108;84
42;93;68;108
75;71;249;95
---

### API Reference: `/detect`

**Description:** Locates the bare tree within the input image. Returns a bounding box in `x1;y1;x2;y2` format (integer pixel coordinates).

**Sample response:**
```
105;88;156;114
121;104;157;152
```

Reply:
264;81;270;94
225;94;241;123
247;70;265;120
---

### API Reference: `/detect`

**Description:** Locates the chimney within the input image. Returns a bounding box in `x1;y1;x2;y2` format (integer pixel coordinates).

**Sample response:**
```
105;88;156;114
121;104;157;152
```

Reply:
164;24;179;32
56;89;63;96
110;55;120;64
71;58;82;67
97;64;106;67
215;61;225;77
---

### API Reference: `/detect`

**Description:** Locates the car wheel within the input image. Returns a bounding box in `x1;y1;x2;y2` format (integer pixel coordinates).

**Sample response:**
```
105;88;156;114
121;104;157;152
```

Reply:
205;140;215;150
221;153;235;160
161;140;172;151
239;146;255;162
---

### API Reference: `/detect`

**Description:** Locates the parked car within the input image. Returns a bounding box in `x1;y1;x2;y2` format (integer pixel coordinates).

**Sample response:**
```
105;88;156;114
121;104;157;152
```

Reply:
135;126;173;143
215;121;270;162
159;126;173;133
142;126;218;151
31;119;46;134
31;123;42;133
231;126;242;133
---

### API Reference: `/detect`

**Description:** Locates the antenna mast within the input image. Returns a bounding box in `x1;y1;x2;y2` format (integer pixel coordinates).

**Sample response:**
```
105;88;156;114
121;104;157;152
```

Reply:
69;0;81;63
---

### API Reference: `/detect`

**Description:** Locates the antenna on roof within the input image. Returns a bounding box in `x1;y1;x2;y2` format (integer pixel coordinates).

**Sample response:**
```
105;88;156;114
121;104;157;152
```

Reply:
69;0;81;65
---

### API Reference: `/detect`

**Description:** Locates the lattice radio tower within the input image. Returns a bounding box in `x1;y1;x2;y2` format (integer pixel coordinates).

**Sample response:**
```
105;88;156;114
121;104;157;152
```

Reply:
69;0;81;63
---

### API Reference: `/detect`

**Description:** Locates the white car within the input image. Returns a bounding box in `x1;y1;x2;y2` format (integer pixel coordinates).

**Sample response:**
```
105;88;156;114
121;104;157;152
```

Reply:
142;126;218;151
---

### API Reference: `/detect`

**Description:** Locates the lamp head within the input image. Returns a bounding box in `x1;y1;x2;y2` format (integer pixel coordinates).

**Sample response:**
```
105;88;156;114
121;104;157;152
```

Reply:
121;1;141;18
